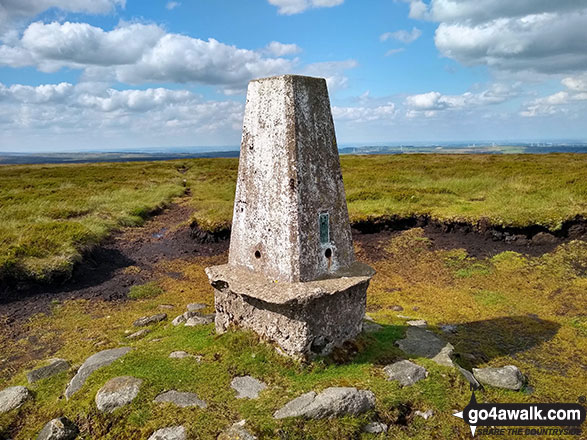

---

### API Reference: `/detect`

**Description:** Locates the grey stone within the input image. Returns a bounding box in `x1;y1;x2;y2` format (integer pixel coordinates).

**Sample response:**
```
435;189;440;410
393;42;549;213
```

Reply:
362;320;383;333
532;232;558;245
473;365;525;390
148;426;186;440
133;313;167;327
383;360;428;386
0;386;31;413
390;305;403;311
231;376;267;399
362;422;388;434
218;420;257;440
274;387;375;419
154;390;207;408
37;417;78;440
171;311;199;326
395;327;454;367
185;314;214;327
126;329;151;340
169;351;191;359
456;365;481;390
439;324;458;333
95;376;142;412
27;359;70;384
65;347;132;399
415;409;434;420
158;304;175;310
186;303;206;312
407;320;427;327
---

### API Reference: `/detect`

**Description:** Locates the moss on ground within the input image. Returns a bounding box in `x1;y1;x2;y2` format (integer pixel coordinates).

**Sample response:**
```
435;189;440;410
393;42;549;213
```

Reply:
1;230;585;439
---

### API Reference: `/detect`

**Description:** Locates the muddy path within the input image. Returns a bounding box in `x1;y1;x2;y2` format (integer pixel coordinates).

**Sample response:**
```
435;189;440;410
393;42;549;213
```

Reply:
1;201;583;325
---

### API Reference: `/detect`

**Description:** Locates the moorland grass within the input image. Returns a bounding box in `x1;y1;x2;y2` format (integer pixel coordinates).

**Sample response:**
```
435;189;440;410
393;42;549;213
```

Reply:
1;154;585;283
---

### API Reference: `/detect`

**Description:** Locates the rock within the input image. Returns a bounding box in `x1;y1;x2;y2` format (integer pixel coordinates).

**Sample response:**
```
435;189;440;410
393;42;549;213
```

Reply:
169;351;191;359
0;386;31;413
383;360;428;386
185;314;214;326
395;327;454;367
37;417;79;440
415;409;434;420
158;304;175;310
171;311;198;326
218;420;257;440
390;305;403;312
568;224;586;239
95;376;142;412
439;324;457;333
511;235;529;246
27;359;70;384
456;365;481;391
133;313;167;327
186;303;207;312
532;232;558;245
65;347;132;399
154;390;207;408
126;329;151;340
407;320;427;327
274;387;375;419
362;320;383;333
473;365;525;390
231;376;267;399
362;422;388;434
148;426;186;440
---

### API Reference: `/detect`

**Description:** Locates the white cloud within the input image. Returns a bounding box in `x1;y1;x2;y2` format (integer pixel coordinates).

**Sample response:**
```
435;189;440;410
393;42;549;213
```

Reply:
521;75;587;117
165;1;180;10
380;27;421;44
301;59;358;92
264;41;302;56
332;103;397;123
411;1;587;75
562;75;587;92
385;48;405;57
268;0;343;15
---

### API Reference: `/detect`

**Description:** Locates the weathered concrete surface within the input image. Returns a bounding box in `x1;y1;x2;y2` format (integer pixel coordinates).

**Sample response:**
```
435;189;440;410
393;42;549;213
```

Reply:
27;358;70;384
273;387;375;419
228;75;354;283
210;267;370;358
95;376;142;412
65;347;132;399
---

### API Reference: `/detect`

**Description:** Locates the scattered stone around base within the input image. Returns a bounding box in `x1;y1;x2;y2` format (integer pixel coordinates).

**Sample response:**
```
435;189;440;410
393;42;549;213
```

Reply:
395;327;454;367
415;409;434;420
133;313;167;327
185;314;214;327
231;376;267;399
439;324;458;333
274;387;375;419
65;347;132;399
95;376;142;412
383;360;428;387
0;386;31;413
37;417;79;440
148;426;186;440
456;365;481;390
362;320;383;333
158;304;175;310
169;351;191;359
218;420;257;440
171;311;200;326
126;329;151;340
390;305;403;312
407;320;427;327
187;303;207;312
532;232;557;245
472;365;525;390
27;359;70;384
362;422;388;434
154;390;207;408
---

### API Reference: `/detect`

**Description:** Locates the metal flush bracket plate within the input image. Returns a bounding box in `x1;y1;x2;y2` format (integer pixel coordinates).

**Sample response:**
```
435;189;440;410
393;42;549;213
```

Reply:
319;212;330;244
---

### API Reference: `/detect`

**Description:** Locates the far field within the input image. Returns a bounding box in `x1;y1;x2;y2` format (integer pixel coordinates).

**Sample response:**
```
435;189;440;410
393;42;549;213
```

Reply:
1;154;585;285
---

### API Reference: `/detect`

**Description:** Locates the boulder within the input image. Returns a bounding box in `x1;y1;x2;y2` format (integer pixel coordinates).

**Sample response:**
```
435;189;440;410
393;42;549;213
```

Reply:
231;376;267;399
456;365;481;391
148;426;186;440
37;417;79;440
0;386;31;413
126;329;151;340
154;390;207;408
186;303;207;312
218;420;257;440
395;327;454;367
171;311;198;326
95;376;142;412
133;313;167;327
169;351;191;359
362;422;388;434
274;387;375;419
185;315;214;327
27;359;70;384
532;232;557;245
65;347;132;399
473;365;525;390
407;320;427;327
383;360;428;386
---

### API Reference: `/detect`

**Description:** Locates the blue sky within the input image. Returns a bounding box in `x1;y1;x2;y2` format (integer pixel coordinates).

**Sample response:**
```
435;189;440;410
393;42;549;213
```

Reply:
1;0;586;152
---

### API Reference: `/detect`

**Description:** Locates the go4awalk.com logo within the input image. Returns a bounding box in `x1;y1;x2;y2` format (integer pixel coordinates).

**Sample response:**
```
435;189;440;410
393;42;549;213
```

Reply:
453;393;586;436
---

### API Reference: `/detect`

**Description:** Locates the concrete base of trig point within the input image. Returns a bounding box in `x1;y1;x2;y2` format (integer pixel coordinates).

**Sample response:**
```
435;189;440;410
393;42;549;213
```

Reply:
206;262;374;358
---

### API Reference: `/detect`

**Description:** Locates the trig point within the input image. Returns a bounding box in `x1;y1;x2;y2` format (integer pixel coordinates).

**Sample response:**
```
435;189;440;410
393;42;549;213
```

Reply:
205;74;374;358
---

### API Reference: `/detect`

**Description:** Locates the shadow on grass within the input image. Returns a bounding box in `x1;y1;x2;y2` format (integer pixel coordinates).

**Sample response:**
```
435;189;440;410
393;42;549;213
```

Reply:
333;315;560;369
